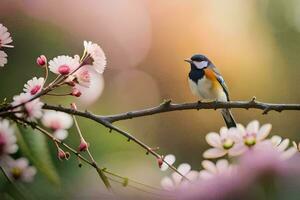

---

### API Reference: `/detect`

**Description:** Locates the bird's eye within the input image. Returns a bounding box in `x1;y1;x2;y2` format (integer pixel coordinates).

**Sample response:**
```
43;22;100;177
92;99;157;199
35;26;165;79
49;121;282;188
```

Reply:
194;61;208;69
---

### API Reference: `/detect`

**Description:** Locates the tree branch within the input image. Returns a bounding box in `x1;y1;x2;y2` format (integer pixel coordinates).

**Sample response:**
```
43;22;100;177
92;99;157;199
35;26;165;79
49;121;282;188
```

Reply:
43;99;300;123
41;98;300;180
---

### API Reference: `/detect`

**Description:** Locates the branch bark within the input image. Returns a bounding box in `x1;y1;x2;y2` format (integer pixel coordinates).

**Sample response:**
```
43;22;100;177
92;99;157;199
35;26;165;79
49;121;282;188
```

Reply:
43;99;300;124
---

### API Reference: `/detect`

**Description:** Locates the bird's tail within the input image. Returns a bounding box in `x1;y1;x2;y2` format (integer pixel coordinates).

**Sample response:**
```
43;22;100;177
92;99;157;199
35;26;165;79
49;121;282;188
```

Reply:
220;109;236;128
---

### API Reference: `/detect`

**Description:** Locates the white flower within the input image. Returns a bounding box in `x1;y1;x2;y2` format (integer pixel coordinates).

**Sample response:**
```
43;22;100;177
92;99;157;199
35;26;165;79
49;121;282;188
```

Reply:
0;24;13;48
3;157;36;182
0;120;18;157
48;55;79;75
229;120;272;155
161;163;199;190
160;154;176;171
83;41;106;74
41;111;73;140
12;93;44;121
271;135;298;160
0;50;7;67
23;77;44;96
203;127;240;159
199;159;235;180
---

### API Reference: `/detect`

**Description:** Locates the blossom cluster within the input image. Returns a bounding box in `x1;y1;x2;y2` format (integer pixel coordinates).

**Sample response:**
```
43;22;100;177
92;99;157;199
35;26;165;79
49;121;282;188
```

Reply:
0;24;14;67
0;119;36;182
160;120;299;194
0;23;107;183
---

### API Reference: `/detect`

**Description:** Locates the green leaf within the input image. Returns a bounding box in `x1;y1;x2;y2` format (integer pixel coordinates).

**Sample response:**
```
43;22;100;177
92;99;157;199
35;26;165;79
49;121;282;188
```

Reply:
16;125;60;185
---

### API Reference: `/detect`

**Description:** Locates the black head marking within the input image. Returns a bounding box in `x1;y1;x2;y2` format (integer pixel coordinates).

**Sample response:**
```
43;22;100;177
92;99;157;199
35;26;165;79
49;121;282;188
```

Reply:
190;54;211;62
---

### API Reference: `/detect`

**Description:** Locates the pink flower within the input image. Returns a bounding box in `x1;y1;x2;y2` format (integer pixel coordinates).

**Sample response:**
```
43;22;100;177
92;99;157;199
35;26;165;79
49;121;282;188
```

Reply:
199;159;236;180
229;120;272;155
12;93;44;121
74;67;91;88
0;120;18;157
3;157;36;182
0;24;13;48
270;135;297;160
161;163;199;190
48;55;79;75
203;127;239;159
76;70;104;106
83;41;106;74
23;77;44;96
41;111;73;140
0;50;7;67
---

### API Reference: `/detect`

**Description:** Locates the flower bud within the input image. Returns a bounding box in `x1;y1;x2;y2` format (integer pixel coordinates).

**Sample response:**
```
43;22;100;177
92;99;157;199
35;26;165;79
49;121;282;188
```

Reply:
36;55;47;67
71;87;81;97
70;102;77;110
157;157;163;168
58;65;70;75
78;138;89;152
57;148;70;160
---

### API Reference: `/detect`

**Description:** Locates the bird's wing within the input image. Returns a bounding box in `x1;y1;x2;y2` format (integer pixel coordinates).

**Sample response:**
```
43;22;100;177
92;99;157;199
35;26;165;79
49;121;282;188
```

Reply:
211;66;230;101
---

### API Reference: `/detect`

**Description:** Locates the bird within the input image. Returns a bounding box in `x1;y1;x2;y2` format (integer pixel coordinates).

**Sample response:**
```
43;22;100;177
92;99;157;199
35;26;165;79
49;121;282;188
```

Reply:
185;54;236;128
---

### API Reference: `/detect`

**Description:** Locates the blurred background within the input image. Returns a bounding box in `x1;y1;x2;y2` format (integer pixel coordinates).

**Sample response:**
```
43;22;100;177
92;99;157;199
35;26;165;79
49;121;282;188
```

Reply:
0;0;300;199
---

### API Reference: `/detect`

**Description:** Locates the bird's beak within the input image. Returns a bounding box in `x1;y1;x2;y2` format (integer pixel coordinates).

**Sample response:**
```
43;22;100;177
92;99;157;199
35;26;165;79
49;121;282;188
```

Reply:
184;59;192;64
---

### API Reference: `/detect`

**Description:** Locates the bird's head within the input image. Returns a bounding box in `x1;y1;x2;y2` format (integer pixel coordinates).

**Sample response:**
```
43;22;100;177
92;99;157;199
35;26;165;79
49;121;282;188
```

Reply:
185;54;211;70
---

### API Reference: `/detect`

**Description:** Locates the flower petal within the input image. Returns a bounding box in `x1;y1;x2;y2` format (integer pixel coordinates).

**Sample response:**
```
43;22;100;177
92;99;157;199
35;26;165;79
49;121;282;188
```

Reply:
205;132;222;147
160;154;176;171
277;138;290;152
177;163;191;175
271;135;282;146
257;124;272;141
201;160;217;173
199;170;213;180
216;159;229;172
203;148;226;159
246;120;259;134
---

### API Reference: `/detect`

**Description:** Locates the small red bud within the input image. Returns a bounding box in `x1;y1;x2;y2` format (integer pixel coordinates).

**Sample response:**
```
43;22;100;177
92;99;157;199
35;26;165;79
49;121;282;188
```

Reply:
36;55;47;67
70;103;77;110
58;65;70;75
78;138;89;152
157;157;163;168
71;87;81;97
57;148;69;160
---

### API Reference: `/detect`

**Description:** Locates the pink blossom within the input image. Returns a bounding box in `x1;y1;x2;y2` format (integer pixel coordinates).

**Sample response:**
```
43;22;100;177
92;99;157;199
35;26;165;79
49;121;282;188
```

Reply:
23;77;44;96
83;41;106;74
0;24;13;48
41;111;73;140
12;93;44;121
48;55;79;75
0;120;18;157
203;127;239;159
3;157;36;182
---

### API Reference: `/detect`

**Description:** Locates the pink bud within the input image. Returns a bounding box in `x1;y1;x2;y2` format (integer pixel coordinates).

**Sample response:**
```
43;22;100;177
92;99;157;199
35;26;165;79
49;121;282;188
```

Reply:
157;157;163;168
58;65;70;75
71;88;81;97
36;55;47;67
70;102;77;110
57;148;70;160
78;138;89;152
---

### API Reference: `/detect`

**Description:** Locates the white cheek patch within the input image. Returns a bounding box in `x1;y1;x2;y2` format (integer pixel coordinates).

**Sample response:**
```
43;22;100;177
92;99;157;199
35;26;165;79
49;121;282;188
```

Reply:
194;61;208;69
